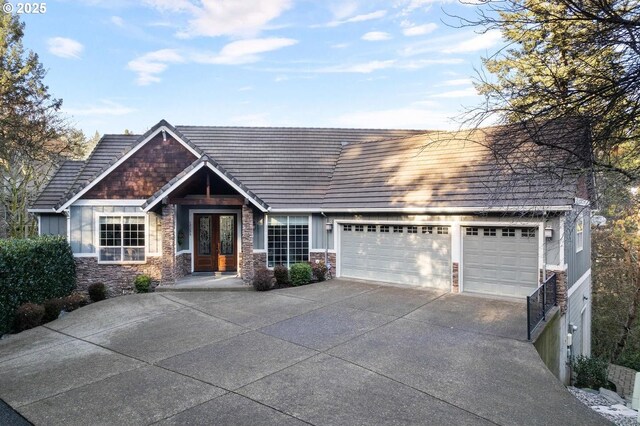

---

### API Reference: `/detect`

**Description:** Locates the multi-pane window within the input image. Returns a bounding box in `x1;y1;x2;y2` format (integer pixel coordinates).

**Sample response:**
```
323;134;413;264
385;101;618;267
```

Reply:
407;226;418;234
268;216;309;267
436;226;449;235
380;225;390;233
502;228;516;237
343;224;352;231
99;216;145;262
422;226;433;234
393;226;403;233
355;225;364;232
466;227;479;236
148;213;162;255
576;213;584;252
521;228;536;238
483;228;497;237
367;225;376;232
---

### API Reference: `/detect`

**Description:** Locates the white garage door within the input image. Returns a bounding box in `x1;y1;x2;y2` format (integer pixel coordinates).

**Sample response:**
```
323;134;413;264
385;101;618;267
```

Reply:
462;227;539;297
339;224;451;289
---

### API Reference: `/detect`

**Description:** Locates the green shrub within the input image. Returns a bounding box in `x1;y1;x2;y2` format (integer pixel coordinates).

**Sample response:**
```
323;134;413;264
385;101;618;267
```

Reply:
0;236;76;334
43;298;65;323
88;283;107;302
290;263;312;286
312;262;328;282
253;268;273;291
13;303;45;332
572;356;610;389
61;293;88;311
134;275;152;293
273;265;289;286
618;352;640;372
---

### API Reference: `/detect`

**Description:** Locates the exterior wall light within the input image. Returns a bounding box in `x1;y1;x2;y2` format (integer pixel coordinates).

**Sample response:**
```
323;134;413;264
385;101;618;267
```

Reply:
325;222;333;232
544;227;554;239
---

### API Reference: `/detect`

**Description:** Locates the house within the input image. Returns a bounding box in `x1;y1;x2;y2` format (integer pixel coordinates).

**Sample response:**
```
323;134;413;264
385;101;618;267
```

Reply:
29;119;592;383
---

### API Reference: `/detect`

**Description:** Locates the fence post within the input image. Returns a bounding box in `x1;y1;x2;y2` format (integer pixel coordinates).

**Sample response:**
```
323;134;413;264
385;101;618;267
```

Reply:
542;280;547;322
526;295;531;341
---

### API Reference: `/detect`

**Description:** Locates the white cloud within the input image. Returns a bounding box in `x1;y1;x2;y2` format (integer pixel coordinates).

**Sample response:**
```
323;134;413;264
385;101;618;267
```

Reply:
337;107;457;130
362;31;392;42
127;49;185;85
320;60;396;73
128;38;297;84
47;37;84;59
430;87;478;98
402;23;437;36
442;30;502;53
318;10;387;27
64;100;136;116
146;0;294;38
329;2;358;20
111;16;125;27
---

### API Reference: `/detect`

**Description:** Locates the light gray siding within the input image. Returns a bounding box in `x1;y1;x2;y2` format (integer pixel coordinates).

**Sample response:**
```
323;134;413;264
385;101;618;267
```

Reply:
69;205;143;254
40;214;67;236
568;276;591;357
565;207;591;287
544;216;562;266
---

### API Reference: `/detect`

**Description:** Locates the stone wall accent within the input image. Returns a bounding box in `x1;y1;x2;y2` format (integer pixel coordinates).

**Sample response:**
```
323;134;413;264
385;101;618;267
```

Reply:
241;204;254;282
452;262;459;293
309;252;336;278
253;251;267;270
161;204;176;286
545;269;568;314
176;252;191;279
82;134;196;199
75;256;162;296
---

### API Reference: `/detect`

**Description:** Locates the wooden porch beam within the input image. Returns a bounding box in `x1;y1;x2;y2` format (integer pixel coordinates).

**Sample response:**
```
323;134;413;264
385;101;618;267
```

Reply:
168;195;244;206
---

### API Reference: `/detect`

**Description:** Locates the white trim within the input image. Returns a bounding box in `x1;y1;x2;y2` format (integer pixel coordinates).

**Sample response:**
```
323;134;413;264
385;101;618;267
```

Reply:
538;222;545;280
73;199;146;207
37;215;42;236
57;125;200;212
559;215;566;267
65;209;71;242
568;269;591;298
264;214;311;268
546;264;568;271
189;209;241;274
252;249;267;253
94;212;147;264
73;253;97;258
146;212;163;257
308;214;313;261
576;212;585;253
309;249;327;253
143;161;268;213
269;206;572;214
28;208;56;213
176;249;192;255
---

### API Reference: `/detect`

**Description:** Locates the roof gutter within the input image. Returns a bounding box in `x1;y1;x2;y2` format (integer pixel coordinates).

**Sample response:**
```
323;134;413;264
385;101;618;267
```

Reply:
268;206;573;214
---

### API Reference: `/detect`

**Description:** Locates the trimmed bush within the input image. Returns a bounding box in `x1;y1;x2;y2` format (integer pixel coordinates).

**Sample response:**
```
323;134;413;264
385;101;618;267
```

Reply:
572;356;609;389
14;303;45;332
312;262;328;282
134;275;152;293
253;268;273;291
290;263;312;286
43;298;65;323
88;283;108;302
0;236;76;334
273;265;289;286
61;293;88;312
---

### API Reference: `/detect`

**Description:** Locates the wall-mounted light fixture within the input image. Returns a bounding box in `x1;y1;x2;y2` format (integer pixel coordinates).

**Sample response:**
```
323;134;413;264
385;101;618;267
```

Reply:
325;222;333;232
544;227;554;239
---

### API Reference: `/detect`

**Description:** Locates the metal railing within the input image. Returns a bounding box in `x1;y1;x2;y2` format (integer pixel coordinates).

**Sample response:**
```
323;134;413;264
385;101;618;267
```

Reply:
527;273;558;340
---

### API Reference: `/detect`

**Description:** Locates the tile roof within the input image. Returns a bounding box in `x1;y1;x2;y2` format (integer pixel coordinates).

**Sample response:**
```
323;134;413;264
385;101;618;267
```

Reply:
32;120;588;212
31;160;85;210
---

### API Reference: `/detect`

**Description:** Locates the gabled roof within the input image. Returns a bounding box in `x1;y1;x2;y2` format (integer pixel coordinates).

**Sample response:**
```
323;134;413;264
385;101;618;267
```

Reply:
142;155;269;212
31;160;84;211
31;119;588;213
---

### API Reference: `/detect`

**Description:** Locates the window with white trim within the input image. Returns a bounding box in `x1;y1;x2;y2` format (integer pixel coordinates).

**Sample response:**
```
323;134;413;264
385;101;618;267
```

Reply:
576;213;584;252
367;225;376;232
268;216;309;267
354;225;364;232
99;216;145;262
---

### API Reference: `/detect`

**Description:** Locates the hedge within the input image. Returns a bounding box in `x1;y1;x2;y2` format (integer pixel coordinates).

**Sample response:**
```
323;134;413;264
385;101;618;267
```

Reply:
0;236;76;334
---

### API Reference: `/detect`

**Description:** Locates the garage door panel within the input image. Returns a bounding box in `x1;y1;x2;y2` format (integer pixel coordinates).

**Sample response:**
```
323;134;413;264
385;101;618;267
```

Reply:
340;225;451;289
463;227;538;298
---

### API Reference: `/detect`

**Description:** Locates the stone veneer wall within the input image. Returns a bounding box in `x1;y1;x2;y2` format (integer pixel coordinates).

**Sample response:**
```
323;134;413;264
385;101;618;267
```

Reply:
75;257;162;296
176;252;191;279
161;204;176;286
253;251;267;270
452;262;459;293
309;252;337;278
548;269;568;314
241;205;254;282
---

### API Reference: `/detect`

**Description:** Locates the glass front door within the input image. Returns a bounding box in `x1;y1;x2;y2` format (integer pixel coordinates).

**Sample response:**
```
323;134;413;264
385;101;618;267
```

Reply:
194;214;237;272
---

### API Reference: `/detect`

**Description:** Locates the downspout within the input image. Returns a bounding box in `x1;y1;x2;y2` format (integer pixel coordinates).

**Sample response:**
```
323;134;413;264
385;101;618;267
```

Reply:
321;212;328;265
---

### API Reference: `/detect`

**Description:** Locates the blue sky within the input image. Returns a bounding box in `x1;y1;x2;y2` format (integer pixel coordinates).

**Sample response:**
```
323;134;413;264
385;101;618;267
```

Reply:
16;0;502;135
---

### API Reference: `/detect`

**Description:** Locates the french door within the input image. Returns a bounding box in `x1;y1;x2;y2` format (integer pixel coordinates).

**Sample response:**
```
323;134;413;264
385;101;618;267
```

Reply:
193;214;237;272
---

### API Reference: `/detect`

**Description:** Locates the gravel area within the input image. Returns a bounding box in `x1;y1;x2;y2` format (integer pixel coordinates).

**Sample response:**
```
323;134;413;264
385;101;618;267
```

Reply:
569;387;638;426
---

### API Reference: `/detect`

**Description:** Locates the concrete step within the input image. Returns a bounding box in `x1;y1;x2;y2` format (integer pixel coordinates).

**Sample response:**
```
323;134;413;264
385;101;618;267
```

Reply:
155;285;252;292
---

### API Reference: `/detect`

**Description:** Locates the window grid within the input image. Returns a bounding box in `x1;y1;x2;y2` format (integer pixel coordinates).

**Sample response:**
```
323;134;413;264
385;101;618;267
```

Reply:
380;225;390;233
521;228;536;238
483;228;497;237
99;216;145;263
576;213;584;252
502;228;516;237
393;226;403;233
422;226;433;234
466;227;479;236
367;225;376;232
268;216;309;267
407;226;418;234
343;224;352;231
436;226;449;235
354;225;364;232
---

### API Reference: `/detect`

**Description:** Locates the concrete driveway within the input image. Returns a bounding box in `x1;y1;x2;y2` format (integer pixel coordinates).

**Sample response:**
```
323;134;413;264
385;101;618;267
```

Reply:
0;279;607;425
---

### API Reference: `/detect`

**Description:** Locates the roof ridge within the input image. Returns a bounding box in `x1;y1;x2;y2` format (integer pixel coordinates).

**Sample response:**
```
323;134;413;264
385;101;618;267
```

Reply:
175;124;428;132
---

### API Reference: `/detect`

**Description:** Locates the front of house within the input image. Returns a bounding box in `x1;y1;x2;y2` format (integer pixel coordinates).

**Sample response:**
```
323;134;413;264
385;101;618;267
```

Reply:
30;119;593;383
